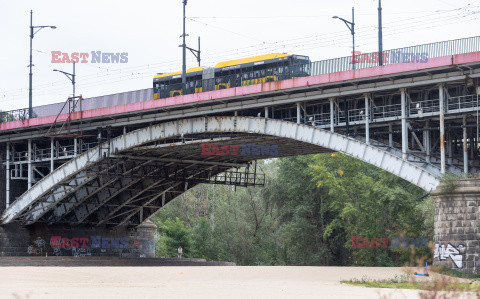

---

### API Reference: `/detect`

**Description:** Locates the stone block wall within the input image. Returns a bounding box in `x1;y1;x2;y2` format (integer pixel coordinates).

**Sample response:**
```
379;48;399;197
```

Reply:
432;178;480;273
0;220;157;258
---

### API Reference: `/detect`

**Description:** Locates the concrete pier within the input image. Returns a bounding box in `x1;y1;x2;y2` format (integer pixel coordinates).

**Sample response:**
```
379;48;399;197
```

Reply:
432;178;480;273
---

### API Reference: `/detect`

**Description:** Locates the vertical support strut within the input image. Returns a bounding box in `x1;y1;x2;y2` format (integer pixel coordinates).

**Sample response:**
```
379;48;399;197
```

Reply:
50;138;54;172
401;88;408;160
388;124;393;147
264;107;269;119
6;142;10;208
329;98;335;133
439;84;446;174
74;138;78;157
28;139;32;189
463;115;469;175
424;120;431;163
447;131;453;165
365;94;370;145
296;102;301;124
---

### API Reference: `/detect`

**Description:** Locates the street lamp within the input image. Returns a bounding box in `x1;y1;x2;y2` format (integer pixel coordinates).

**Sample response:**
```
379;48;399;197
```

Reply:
333;7;355;70
53;63;76;106
29;10;56;119
181;0;187;90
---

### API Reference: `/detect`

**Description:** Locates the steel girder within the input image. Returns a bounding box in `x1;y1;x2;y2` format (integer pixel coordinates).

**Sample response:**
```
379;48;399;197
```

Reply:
1;117;441;226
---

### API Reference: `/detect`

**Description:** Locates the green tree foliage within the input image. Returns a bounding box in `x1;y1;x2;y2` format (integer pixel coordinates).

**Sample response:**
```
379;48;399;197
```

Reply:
152;154;433;266
157;217;193;257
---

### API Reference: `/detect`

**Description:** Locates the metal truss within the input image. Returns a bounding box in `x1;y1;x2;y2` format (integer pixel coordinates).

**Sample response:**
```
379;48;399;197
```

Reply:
1;116;441;227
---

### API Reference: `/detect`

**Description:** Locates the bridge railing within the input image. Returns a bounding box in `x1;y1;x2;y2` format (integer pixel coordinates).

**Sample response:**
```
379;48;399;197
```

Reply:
311;36;480;75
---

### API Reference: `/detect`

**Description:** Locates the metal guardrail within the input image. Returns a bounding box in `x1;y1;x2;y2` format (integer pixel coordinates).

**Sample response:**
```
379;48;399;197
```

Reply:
311;36;480;75
287;94;479;127
1;36;479;122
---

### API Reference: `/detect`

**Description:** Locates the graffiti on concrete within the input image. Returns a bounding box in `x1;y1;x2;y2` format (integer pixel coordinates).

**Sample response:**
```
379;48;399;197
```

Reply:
27;237;47;256
434;243;465;269
45;236;150;257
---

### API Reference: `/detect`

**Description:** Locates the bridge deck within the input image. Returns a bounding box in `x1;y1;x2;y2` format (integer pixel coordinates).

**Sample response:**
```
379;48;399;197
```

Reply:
1;51;479;133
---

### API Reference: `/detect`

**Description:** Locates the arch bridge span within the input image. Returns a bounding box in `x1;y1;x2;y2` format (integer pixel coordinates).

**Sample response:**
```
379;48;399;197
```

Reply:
1;117;440;227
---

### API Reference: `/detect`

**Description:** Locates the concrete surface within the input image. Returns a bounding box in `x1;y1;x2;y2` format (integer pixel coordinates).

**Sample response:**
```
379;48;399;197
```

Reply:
0;266;450;298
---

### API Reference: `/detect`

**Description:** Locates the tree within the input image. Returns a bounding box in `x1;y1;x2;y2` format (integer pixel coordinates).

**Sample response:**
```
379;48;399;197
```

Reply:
160;217;193;257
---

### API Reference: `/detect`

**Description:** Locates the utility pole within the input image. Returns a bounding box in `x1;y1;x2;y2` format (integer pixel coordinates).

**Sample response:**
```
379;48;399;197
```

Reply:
182;0;187;90
29;10;56;119
378;0;384;66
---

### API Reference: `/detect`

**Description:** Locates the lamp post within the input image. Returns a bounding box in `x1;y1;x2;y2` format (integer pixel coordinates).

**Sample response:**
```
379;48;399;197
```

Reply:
53;62;76;104
29;10;56;119
181;0;187;90
333;7;355;70
378;0;383;66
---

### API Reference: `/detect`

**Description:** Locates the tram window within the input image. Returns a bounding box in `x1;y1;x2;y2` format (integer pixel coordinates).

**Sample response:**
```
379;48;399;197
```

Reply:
266;69;273;75
260;70;265;76
249;73;254;79
278;67;283;74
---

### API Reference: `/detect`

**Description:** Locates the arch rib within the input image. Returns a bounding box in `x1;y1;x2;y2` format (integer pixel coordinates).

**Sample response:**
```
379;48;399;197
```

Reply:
1;117;440;225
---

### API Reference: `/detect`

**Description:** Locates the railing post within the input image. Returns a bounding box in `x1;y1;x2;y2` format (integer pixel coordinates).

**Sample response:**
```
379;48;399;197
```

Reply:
439;84;446;174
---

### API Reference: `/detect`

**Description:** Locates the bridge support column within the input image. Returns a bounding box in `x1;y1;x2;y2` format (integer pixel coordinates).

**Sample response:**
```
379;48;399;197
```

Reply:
27;139;32;189
401;88;407;160
439;84;446;174
432;178;480;273
264;107;269;118
463;115;469;174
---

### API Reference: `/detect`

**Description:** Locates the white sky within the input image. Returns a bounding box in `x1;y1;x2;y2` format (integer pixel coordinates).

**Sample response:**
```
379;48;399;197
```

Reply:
0;0;479;111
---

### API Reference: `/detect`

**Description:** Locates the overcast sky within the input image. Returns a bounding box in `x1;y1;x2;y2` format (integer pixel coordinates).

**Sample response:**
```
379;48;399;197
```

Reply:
0;0;479;111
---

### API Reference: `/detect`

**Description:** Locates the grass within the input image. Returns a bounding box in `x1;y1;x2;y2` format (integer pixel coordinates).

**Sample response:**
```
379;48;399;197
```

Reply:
434;265;480;280
341;272;480;293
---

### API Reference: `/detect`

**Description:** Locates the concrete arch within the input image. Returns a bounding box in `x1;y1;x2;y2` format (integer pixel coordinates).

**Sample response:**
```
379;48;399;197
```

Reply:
1;117;440;225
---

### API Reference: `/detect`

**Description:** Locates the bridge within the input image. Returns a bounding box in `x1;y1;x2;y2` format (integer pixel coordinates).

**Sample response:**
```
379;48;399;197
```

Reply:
0;36;479;228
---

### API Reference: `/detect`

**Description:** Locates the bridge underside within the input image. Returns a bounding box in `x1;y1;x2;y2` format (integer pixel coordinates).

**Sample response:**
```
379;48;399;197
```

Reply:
1;117;440;227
